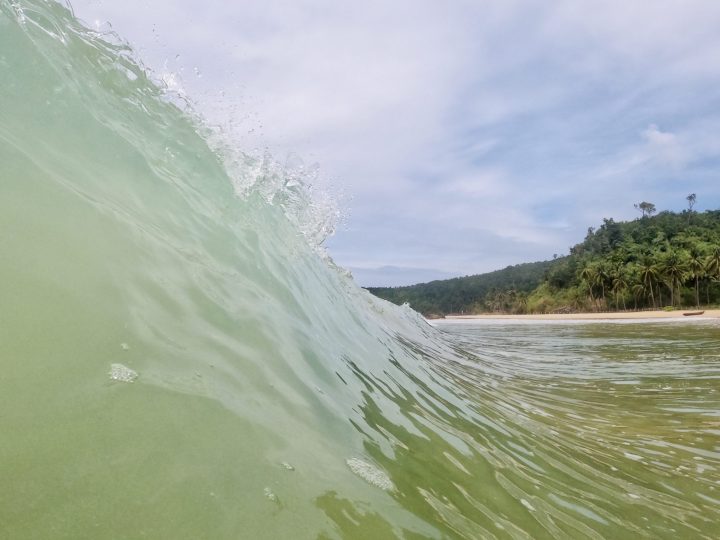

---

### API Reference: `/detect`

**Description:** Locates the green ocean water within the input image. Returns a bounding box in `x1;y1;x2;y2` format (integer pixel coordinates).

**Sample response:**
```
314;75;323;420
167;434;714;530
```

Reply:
1;2;719;538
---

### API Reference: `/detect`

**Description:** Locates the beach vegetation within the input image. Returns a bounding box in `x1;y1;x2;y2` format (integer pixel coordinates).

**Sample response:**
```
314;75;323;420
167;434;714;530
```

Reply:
368;207;720;316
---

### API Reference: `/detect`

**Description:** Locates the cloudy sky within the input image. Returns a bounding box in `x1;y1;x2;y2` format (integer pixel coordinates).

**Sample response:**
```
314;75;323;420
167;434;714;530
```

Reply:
72;0;720;286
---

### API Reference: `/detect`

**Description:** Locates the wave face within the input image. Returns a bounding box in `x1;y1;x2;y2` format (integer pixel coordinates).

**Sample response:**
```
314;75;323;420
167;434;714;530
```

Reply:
1;2;719;538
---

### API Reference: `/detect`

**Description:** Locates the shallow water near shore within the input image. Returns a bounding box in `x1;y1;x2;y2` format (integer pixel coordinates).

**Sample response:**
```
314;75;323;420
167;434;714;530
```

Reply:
2;2;720;538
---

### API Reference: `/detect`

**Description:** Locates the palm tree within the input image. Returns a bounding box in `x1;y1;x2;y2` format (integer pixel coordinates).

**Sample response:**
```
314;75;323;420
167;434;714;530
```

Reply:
707;246;720;304
687;247;705;308
631;283;646;310
597;262;611;309
707;246;720;280
637;257;659;308
579;264;597;308
659;251;688;307
612;273;629;311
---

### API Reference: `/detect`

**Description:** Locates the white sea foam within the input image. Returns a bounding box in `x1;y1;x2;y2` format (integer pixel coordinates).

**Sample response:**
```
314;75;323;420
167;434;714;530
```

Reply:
109;363;138;383
346;458;394;491
263;487;278;502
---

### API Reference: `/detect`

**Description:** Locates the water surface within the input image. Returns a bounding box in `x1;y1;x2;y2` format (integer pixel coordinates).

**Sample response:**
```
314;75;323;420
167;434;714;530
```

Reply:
1;2;719;538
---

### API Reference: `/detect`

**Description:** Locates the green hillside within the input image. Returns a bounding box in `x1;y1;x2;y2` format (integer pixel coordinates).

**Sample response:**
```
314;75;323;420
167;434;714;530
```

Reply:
368;206;720;316
366;259;555;316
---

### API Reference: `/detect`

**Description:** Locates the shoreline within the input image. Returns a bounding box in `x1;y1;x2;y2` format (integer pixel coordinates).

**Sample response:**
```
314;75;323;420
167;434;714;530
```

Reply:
435;309;720;321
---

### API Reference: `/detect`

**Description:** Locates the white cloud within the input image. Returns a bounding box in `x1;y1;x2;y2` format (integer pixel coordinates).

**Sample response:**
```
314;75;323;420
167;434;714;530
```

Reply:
69;0;720;285
641;124;687;167
439;170;507;198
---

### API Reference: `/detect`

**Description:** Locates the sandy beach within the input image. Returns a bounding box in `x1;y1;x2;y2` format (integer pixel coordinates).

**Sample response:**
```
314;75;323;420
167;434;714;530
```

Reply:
440;309;720;321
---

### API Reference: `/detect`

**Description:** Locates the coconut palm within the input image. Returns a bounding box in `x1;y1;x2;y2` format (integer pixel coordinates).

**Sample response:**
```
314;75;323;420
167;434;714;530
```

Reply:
636;257;659;308
687;247;705;308
579;264;598;307
631;283;646;310
612;273;629;310
659;251;688;307
707;246;720;304
597;262;611;309
707;246;720;280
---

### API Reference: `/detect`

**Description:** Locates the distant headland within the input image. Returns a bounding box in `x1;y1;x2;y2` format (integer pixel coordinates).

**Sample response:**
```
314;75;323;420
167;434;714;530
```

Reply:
368;200;720;318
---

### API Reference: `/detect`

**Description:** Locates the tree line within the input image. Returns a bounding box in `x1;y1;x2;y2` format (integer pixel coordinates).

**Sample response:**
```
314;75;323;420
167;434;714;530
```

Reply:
368;200;720;316
366;260;552;317
537;202;720;313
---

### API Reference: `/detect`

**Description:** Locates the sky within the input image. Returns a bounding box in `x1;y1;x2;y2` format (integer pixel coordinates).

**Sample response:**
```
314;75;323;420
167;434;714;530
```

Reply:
71;0;720;286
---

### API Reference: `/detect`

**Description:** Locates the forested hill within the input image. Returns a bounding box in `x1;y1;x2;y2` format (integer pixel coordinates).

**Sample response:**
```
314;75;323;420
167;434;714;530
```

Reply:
367;208;720;316
366;259;555;316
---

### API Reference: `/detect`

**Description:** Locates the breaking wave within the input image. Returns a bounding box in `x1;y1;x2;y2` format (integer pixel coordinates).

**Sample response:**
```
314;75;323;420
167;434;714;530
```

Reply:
2;2;718;538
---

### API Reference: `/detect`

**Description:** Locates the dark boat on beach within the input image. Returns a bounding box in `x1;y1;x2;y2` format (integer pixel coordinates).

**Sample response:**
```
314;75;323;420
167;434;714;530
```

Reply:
683;311;705;316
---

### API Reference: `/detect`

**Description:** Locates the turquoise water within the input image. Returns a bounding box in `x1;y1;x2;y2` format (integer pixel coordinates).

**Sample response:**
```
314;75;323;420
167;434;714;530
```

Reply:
1;2;719;538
